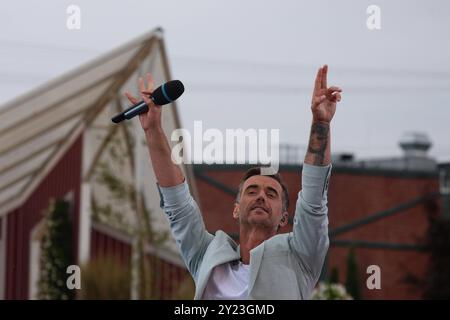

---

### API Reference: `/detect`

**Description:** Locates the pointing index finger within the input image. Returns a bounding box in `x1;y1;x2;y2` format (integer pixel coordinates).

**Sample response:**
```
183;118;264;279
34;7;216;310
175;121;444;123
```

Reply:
314;67;322;95
322;64;328;89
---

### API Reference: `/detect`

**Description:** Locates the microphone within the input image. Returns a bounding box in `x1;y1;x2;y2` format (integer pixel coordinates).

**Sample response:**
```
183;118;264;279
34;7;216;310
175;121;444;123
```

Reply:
111;80;184;123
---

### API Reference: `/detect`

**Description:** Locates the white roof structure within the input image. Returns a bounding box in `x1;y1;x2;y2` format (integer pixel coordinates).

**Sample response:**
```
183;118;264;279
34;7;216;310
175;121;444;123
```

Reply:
0;27;197;254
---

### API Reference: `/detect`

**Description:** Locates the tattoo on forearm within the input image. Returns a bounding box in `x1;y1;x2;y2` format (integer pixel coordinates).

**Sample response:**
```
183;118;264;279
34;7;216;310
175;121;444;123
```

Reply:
307;122;329;165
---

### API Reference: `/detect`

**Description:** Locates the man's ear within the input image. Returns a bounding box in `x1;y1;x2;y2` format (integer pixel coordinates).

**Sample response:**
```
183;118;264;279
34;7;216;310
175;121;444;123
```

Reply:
279;211;289;228
232;203;240;220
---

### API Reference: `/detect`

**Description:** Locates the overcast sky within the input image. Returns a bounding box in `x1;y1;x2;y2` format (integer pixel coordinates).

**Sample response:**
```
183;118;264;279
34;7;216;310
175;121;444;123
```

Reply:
1;0;450;162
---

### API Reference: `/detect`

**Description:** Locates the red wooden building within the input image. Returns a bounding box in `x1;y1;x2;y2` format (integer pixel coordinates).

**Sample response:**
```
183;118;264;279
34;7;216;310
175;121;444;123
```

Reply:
0;29;195;300
192;141;445;299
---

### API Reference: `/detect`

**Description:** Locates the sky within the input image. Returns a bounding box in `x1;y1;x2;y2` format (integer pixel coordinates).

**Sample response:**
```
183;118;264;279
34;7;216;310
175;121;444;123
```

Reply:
1;0;450;162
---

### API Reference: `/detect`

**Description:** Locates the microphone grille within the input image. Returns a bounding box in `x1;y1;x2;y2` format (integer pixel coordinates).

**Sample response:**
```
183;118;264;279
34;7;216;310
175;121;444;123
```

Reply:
152;80;184;105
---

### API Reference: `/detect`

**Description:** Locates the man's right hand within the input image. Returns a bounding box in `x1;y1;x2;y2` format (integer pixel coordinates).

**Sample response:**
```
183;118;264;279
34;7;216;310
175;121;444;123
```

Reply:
125;73;184;187
124;73;162;132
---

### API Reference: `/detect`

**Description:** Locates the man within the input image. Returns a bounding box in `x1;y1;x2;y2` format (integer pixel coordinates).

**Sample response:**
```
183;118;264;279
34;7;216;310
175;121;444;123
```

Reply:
124;65;342;299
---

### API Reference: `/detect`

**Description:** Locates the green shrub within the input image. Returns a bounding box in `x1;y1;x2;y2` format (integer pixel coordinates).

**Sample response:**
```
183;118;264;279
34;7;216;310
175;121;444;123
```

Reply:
78;256;131;300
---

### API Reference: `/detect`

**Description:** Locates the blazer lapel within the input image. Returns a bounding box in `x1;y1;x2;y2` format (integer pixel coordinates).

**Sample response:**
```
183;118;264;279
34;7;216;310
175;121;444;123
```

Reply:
195;235;240;299
247;241;265;294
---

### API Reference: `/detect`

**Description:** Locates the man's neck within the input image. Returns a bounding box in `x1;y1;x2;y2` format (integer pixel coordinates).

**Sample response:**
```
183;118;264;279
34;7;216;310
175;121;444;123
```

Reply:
239;227;275;264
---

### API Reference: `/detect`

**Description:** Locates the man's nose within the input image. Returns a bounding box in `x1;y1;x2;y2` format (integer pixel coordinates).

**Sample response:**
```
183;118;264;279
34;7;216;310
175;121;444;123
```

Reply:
256;190;267;202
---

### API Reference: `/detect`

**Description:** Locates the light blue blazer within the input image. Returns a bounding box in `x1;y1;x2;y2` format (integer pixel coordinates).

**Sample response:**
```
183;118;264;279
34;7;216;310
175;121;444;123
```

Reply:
158;163;332;300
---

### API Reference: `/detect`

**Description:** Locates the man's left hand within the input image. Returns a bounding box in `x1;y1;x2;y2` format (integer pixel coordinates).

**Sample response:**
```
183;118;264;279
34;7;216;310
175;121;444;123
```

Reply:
311;65;342;123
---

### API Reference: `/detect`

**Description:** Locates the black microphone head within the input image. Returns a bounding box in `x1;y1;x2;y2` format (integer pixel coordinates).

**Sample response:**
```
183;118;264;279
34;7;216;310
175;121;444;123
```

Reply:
151;80;184;106
111;113;126;123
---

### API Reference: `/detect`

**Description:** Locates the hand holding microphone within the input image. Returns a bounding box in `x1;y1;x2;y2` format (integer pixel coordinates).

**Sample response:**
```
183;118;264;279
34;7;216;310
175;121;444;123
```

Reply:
114;73;184;132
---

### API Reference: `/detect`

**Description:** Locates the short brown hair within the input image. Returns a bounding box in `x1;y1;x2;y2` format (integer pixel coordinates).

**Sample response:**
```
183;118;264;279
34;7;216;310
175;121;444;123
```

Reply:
236;167;289;212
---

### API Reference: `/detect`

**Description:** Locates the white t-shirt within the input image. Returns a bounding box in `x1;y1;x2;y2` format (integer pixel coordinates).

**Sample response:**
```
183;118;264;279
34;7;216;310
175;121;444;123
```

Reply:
202;260;250;300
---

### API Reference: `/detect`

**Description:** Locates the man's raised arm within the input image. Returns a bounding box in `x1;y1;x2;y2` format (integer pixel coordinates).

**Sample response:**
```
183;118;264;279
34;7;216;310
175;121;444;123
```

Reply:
304;64;341;167
124;73;213;279
290;65;342;287
125;73;184;187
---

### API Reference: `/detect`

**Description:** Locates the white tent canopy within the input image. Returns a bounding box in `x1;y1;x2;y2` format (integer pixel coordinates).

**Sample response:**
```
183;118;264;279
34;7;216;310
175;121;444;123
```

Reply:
0;28;196;224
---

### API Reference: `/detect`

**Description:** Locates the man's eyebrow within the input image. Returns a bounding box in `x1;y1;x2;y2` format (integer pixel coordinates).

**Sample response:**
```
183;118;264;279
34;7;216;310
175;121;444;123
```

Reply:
266;186;279;195
244;184;279;196
244;184;259;191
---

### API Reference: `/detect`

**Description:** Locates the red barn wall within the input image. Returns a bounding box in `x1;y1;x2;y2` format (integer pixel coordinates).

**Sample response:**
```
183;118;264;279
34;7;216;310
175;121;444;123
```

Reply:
5;134;83;299
90;226;191;299
193;165;440;299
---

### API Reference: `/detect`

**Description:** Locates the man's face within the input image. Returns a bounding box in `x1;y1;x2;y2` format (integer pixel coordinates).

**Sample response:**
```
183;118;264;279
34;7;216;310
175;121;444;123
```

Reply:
234;175;286;231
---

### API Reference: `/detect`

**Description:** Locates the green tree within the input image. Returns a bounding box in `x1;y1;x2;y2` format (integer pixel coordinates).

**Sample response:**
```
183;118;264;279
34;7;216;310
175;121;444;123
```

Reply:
38;199;74;300
329;266;340;284
423;216;450;299
345;247;361;299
